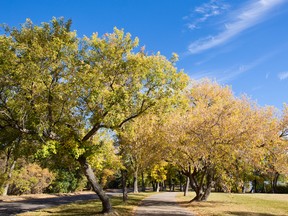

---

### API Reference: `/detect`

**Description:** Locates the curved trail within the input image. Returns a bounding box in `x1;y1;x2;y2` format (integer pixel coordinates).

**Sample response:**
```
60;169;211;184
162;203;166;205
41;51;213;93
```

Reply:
135;192;194;216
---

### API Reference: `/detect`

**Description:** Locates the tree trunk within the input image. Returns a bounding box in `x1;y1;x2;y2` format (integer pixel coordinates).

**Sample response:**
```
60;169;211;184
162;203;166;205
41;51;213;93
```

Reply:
133;168;139;193
201;179;213;201
201;168;214;201
141;172;146;192
121;169;128;202
2;160;16;196
156;182;160;192
168;177;172;191
189;174;204;202
78;156;112;213
179;171;183;192
272;172;279;193
152;181;156;191
189;174;203;202
162;181;166;191
184;176;189;196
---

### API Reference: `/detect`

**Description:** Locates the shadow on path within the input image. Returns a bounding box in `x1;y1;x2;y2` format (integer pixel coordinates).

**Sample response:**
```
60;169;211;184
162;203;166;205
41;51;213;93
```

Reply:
135;192;194;216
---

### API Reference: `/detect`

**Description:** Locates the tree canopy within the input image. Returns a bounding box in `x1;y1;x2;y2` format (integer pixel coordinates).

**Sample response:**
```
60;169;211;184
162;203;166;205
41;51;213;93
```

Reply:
0;18;188;213
0;18;287;213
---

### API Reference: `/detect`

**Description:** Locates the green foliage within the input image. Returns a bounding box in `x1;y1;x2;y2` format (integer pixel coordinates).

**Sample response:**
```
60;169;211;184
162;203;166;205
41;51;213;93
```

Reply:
0;16;187;165
87;130;122;188
47;169;86;193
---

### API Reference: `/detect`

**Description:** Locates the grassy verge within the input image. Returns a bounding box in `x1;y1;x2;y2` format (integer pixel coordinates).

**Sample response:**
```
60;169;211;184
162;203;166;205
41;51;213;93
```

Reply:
18;192;152;216
177;192;288;216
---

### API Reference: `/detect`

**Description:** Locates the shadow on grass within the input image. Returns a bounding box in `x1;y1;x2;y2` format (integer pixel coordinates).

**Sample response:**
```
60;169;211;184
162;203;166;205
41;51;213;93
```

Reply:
180;200;230;208
6;192;151;216
53;197;135;215
225;212;284;216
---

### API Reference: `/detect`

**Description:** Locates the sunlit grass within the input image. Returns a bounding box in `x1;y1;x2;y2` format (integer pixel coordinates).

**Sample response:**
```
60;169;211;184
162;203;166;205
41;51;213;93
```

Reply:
177;192;288;216
18;192;152;216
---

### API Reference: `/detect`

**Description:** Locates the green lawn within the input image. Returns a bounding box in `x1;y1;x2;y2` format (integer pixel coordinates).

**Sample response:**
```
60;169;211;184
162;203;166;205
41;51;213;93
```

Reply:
177;192;288;216
18;192;152;216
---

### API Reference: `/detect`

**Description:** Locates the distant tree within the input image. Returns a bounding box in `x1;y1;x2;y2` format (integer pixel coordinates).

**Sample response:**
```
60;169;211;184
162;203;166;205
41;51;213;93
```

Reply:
260;104;288;193
118;114;164;194
164;80;278;201
150;161;168;192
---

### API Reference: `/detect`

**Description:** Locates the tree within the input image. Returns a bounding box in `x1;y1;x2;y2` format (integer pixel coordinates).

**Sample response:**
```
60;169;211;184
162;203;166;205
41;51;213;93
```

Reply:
0;18;188;213
163;79;276;201
150;161;168;192
118;114;164;194
259;104;288;193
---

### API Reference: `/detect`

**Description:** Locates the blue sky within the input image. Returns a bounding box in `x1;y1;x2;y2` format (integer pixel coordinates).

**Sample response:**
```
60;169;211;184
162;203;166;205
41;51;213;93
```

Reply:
1;0;287;109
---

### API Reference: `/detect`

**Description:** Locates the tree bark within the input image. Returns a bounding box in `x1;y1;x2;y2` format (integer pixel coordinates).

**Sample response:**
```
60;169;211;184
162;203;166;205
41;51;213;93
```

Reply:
272;172;279;193
179;172;183;192
141;172;146;192
201;169;214;201
2;160;16;196
189;173;204;202
152;181;156;191
78;155;112;213
133;168;139;193
121;169;128;202
184;176;189;196
156;182;160;192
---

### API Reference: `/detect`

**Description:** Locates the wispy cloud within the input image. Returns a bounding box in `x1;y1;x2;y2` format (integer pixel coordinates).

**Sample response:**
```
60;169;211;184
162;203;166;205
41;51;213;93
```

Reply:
185;0;229;30
188;0;285;54
190;52;277;83
278;72;288;80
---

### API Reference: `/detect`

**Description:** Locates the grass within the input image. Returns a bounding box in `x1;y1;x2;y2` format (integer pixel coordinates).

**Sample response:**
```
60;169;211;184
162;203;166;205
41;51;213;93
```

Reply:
177;192;288;216
18;192;152;216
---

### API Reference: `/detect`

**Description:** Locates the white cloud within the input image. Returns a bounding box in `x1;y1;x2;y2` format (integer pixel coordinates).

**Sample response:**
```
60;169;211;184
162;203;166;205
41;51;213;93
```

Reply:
190;52;277;83
278;72;288;80
188;0;285;54
186;0;229;30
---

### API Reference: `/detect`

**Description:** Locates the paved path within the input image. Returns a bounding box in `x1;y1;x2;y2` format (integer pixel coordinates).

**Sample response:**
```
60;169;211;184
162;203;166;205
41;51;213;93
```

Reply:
135;192;194;216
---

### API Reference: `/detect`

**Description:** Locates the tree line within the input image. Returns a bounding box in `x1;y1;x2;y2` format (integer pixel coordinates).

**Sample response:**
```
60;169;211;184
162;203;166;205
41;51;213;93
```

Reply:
0;18;287;213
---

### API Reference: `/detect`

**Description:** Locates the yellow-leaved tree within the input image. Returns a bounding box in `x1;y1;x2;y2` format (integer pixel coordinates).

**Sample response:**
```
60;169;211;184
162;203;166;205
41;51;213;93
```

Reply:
163;79;280;201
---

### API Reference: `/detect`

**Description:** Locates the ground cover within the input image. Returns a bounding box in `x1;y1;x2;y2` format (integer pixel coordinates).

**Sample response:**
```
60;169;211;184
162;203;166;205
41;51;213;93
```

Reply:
177;192;288;216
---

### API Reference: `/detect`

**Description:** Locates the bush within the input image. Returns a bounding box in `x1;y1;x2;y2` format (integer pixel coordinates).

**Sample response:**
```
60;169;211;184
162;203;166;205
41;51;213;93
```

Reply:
47;169;86;193
275;184;288;193
8;163;55;195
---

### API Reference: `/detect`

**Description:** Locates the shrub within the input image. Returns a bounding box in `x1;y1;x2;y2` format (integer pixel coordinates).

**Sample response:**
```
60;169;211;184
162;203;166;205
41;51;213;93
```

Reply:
47;169;86;193
8;163;55;195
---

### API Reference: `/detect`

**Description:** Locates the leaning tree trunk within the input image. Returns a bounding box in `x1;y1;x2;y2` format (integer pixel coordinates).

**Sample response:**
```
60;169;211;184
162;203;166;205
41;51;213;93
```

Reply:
78;155;112;213
133;167;139;193
188;171;205;202
201;169;215;201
